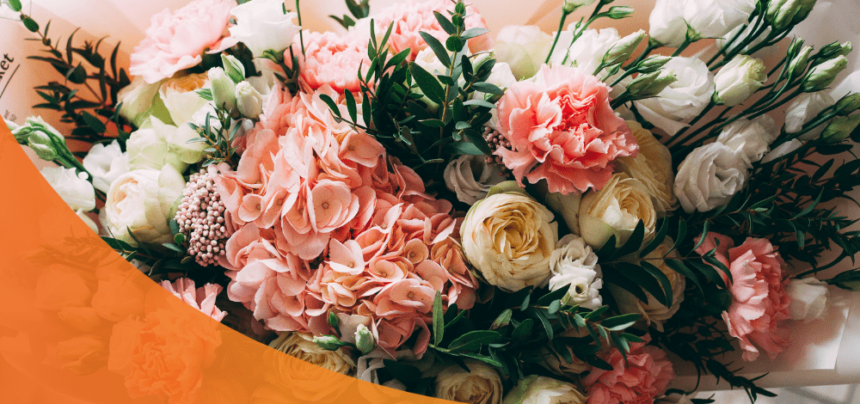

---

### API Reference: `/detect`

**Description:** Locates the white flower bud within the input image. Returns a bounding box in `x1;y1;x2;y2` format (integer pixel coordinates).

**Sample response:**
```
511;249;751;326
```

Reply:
564;0;597;14
787;46;813;81
766;0;817;31
835;93;860;116
637;55;673;74
802;56;848;93
221;54;246;83
27;131;59;161
626;69;677;100
714;56;767;107
354;324;375;355
786;277;829;322
312;335;343;351
208;67;236;111
822;114;860;143
235;82;263;119
602;30;646;67
785;92;835;140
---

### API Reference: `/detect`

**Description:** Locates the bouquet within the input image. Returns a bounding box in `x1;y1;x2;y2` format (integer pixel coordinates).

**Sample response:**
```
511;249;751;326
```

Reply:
7;0;860;402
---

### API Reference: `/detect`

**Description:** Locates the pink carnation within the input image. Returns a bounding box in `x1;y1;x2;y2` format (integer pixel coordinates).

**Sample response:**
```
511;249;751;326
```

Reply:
160;278;227;322
495;64;638;195
370;0;493;60
130;0;233;83
582;336;674;404
696;235;791;361
291;31;370;93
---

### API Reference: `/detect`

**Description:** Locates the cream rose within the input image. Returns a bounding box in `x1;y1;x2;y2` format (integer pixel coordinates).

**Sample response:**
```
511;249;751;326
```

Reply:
127;116;207;171
444;155;507;205
117;76;170;127
579;174;657;249
83;140;130;193
548;235;603;310
503;375;587;404
159;72;210;126
635;57;715;136
786;277;830;322
716;115;779;164
674;142;748;213
611;240;685;331
436;359;503;404
785;92;835;141
269;332;355;375
714;56;767;107
616;121;678;216
461;184;559;292
493;25;553;80
103;165;186;245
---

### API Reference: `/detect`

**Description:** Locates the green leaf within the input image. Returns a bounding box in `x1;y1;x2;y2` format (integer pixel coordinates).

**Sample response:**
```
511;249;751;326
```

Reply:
196;89;213;101
665;259;703;294
511;318;534;341
418;31;451;67
328;310;340;331
614;220;646;258
601;313;641;331
703;255;732;284
383;360;422;384
432;291;444;346
463;99;497;109
471;82;504;95
584;306;608;321
614;262;668;306
409;62;446;105
8;0;22;11
795;189;824;219
456;353;504;368
443;141;485;156
433;11;457;35
691;220;710;252
532;308;554;340
537;287;569;306
80;111;106;133
173;233;186;245
445;36;464;52
463;128;492;155
688;259;727;290
22;16;39;32
548;300;561;315
604;269;648;302
584;355;613;371
448;330;501;352
162;243;184;253
669;218;687;255
640;218;669;258
491;309;513;330
596;235;617;258
461;27;490;40
520;291;532;311
639;261;675;308
344;89;358;122
318;94;342;117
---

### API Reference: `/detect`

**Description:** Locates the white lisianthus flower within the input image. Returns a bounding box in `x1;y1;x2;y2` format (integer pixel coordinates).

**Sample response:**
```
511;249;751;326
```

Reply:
579;174;657;249
493;25;553;80
714;56;767;107
159;73;210;126
40;166;96;212
617;121;678;216
550;28;620;75
460;184;558;292
503;375;587;404
762;139;804;163
649;0;756;48
103;165;186;245
127;117;207;172
611;240;685;332
716;115;779;163
229;0;300;57
444;155;506;205
436;359;503;404
83;140;130;193
269;332;355;375
635;57;715;136
785;92;836;141
675;142;749;213
786;277;830;322
117;76;169;128
548;235;603;310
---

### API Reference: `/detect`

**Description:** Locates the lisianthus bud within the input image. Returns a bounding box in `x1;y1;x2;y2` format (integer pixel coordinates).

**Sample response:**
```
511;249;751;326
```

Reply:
766;0;816;31
714;56;767;107
603;30;646;67
637;55;672;74
313;335;344;351
209;67;236;111
822;114;860;143
354;324;375;355
787;46;813;81
235;82;263;119
791;0;817;25
626;69;677;100
835;93;860;116
27;131;59;160
12;116;67;161
605;6;634;19
221;54;246;83
802;56;848;92
564;0;597;13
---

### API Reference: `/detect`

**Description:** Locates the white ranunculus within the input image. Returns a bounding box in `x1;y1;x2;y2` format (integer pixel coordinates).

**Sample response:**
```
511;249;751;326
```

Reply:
579;174;657;249
103;165;186;245
714;56;767;107
649;0;756;48
160;73;210;126
675;142;748;213
444;155;506;205
493;25;553;80
503;375;586;404
117;76;169;128
762;139;804;163
41;166;96;212
436;359;503;404
785;92;836;141
716;115;779;163
547;235;603;310
635;57;715;136
83;140;130;193
229;0;300;57
127;117;207;172
786;277;830;322
550;28;620;75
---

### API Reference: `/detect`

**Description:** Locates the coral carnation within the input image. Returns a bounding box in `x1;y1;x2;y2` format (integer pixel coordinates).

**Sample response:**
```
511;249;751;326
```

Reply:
292;32;371;93
582;336;674;404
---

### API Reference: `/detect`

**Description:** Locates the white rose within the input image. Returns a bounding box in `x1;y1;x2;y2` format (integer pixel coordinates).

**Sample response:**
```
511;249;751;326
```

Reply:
716;115;779;163
83;140;129;193
269;332;355;375
762;139;804;163
548;234;603;310
550;28;620;75
714;56;767;107
40;166;96;212
502;375;586;404
649;0;756;48
611;240;685;332
579;174;657;249
229;0;300;57
483;62;517;94
127;116;207;171
117;76;169;128
415;47;448;75
617;121;678;216
461;186;558;292
785;92;835;141
159;73;210;126
635;57;715;136
786;277;830;322
103;165;186;245
444;155;506;205
493;25;553;80
436;359;503;404
675;142;748;213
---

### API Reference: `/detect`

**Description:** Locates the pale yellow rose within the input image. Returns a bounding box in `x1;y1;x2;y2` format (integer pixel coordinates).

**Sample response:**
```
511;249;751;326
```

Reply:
436;359;503;404
503;375;587;404
268;332;355;375
616;121;678;216
461;183;559;292
579;173;656;249
159;72;210;125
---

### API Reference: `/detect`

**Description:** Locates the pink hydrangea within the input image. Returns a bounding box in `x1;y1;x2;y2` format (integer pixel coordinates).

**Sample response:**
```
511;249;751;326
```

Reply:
370;0;493;60
495;64;638;195
582;336;674;404
290;31;370;93
160;278;227;322
696;234;791;361
130;0;234;83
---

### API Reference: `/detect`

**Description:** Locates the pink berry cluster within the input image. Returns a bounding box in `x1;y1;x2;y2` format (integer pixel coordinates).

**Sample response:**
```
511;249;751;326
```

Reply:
483;126;510;166
175;166;230;266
